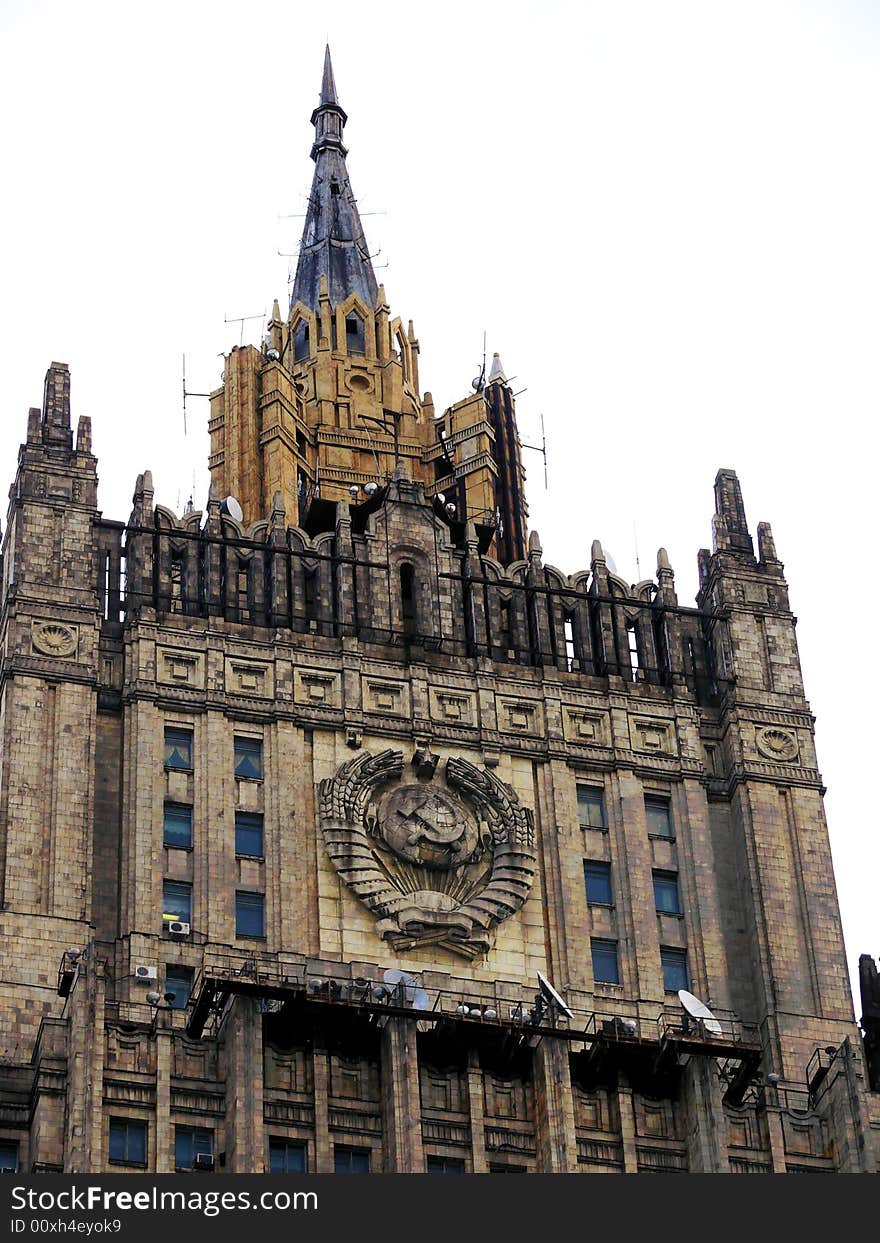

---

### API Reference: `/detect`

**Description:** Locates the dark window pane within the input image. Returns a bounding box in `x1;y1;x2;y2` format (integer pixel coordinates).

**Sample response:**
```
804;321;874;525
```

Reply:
577;785;606;829
269;1140;306;1174
164;728;192;770
175;1127;212;1170
163;802;192;849
645;795;673;838
489;1163;527;1174
162;881;192;924
234;736;263;780
661;949;689;992
584;861;613;905
235;812;264;857
427;1156;465;1173
653;872;681;914
165;967;193;1009
109;1119;146;1166
334;1147;370;1173
591;938;620;985
0;1142;17;1171
236;891;265;938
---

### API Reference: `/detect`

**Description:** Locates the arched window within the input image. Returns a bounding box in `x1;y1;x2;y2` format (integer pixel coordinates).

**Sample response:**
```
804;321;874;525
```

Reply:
294;321;310;362
400;563;417;637
346;311;366;356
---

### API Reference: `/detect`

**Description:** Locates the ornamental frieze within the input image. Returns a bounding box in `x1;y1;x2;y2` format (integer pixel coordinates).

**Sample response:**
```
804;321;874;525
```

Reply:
318;749;537;960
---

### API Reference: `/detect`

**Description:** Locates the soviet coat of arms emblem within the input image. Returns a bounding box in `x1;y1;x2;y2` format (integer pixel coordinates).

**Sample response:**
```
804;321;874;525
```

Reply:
318;750;537;960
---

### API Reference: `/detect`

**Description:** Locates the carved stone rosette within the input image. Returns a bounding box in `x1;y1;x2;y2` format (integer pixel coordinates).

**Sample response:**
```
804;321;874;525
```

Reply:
318;749;537;960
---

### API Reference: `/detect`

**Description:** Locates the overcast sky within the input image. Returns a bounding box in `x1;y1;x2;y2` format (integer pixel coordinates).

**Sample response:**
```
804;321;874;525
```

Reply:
1;1;877;1012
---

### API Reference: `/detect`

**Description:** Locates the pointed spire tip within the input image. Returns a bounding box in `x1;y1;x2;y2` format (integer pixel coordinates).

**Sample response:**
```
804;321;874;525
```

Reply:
321;44;339;106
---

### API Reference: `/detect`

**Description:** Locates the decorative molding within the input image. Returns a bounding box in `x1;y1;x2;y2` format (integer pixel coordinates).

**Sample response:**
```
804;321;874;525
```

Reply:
158;648;204;688
295;669;341;708
755;726;799;762
226;658;274;699
31;620;77;658
563;708;608;745
630;716;677;757
318;749;537;960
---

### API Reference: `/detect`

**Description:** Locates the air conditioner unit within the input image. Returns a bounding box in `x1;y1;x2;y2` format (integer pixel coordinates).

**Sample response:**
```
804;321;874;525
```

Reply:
167;921;191;937
193;1153;215;1171
133;965;158;983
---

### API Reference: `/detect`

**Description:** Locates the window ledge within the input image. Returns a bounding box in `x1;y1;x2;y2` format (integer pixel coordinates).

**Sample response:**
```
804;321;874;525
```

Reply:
163;843;194;853
587;902;615;910
235;853;265;862
109;1159;147;1169
236;934;266;942
648;834;676;843
234;774;264;784
580;825;609;833
657;910;684;919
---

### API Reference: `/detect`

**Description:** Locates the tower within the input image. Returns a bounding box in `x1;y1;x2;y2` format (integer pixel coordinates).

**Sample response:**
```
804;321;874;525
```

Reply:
0;50;877;1177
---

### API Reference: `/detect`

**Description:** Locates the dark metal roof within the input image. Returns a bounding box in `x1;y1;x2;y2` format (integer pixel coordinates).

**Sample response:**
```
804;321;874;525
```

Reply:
290;46;379;314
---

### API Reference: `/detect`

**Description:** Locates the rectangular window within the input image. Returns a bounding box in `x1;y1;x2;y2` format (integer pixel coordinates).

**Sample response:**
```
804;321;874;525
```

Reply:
235;811;264;858
164;727;193;771
427;1155;466;1173
584;860;613;906
234;736;263;780
577;784;606;830
175;1127;213;1171
162;880;192;925
661;948;689;993
334;1146;370;1173
269;1139;307;1174
163;802;193;849
645;794;673;839
236;891;265;938
108;1118;147;1167
165;966;194;1010
591;937;620;985
653;871;682;915
489;1163;527;1174
0;1142;18;1172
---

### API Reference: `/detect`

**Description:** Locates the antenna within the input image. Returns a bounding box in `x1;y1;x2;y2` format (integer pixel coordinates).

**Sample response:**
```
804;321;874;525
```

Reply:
471;330;487;392
634;521;641;580
224;310;265;348
520;413;548;489
182;354;211;436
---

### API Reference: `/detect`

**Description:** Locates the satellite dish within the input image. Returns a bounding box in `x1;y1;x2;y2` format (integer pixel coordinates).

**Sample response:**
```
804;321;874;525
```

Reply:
411;988;430;1012
678;989;722;1037
537;971;573;1019
221;496;243;522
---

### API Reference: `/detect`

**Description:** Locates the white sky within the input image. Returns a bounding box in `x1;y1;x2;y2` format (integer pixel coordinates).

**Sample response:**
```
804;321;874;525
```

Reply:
1;1;877;1014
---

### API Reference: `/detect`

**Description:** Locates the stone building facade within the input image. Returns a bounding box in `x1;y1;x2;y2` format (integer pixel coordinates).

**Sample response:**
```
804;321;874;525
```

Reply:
0;50;877;1175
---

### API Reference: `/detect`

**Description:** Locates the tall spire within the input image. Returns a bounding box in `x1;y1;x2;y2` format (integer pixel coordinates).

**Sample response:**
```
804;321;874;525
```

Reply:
290;46;379;313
